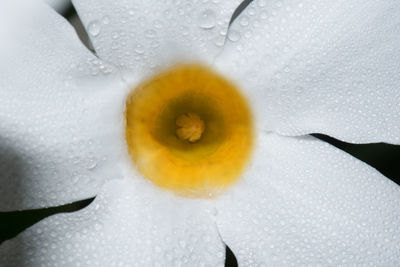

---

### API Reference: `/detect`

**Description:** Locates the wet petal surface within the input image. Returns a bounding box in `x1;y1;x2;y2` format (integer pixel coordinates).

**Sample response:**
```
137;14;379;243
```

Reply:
0;0;126;210
73;0;242;77
216;132;400;266
216;0;400;144
0;179;225;266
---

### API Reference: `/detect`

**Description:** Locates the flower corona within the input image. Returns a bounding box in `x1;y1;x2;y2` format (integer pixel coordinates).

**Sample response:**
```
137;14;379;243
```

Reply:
125;64;253;197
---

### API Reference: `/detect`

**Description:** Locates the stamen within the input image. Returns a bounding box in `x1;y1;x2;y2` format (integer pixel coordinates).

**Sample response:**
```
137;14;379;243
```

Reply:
176;112;205;142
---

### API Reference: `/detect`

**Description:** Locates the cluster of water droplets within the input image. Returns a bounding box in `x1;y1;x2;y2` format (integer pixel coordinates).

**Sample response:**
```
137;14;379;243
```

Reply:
0;13;125;212
214;0;400;144
0;180;226;266
75;0;244;76
214;133;400;266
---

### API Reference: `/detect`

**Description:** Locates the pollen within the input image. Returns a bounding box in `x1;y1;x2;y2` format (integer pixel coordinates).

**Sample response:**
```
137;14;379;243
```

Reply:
176;112;205;142
125;64;253;198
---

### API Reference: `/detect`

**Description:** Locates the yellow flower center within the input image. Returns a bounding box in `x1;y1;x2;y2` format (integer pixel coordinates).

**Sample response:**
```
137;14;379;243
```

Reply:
125;64;253;198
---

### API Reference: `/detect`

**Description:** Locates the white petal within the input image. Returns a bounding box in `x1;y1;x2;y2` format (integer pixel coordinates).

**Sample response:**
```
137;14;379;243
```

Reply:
72;0;242;78
216;132;400;266
215;0;400;144
0;178;225;267
0;0;127;210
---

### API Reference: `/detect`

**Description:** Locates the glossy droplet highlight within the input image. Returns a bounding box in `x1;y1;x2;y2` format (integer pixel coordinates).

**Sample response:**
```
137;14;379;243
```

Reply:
101;16;110;25
87;20;101;37
125;64;253;198
228;30;241;42
198;9;216;29
134;44;145;55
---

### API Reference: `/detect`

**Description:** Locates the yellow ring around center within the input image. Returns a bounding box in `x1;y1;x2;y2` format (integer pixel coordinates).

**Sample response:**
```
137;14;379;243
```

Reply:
125;63;253;198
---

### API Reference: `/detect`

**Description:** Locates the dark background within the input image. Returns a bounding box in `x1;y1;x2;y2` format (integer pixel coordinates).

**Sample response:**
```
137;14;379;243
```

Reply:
1;2;399;267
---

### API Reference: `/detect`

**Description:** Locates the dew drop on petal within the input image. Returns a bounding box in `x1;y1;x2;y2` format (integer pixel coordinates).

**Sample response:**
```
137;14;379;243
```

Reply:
228;30;241;42
214;36;225;47
135;44;145;55
101;16;110;25
145;29;157;39
240;16;250;26
87;20;101;37
258;0;268;7
295;86;304;95
94;223;102;231
198;9;216;29
87;159;97;170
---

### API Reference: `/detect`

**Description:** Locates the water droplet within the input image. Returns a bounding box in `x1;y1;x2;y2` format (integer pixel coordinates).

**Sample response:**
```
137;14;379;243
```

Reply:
102;16;110;25
198;9;216;29
145;29;157;38
295;86;304;94
181;26;189;36
228;30;241;42
87;20;101;37
165;252;173;261
112;32;119;40
154;19;163;29
240;16;249;26
87;159;97;170
135;44;145;54
179;240;186;248
258;0;267;7
151;41;160;48
154;246;162;253
214;36;225;47
94;223;102;230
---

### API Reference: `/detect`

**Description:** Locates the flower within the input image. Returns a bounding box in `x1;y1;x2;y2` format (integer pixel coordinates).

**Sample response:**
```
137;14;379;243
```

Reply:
1;0;400;266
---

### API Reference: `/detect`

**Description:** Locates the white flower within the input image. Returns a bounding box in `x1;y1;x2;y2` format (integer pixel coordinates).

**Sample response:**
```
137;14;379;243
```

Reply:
1;0;400;266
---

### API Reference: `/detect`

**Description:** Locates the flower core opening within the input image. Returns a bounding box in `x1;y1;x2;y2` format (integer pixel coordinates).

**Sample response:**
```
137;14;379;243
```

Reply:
176;112;205;143
125;64;253;198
